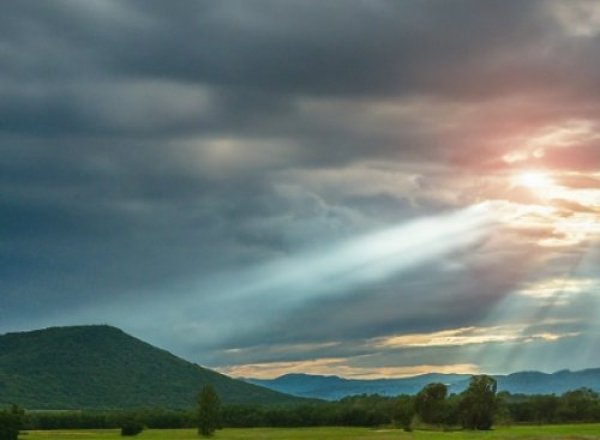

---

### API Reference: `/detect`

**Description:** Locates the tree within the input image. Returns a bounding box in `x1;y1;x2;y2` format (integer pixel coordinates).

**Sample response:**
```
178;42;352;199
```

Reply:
414;383;448;425
0;405;25;440
459;375;498;430
392;395;414;431
197;384;221;437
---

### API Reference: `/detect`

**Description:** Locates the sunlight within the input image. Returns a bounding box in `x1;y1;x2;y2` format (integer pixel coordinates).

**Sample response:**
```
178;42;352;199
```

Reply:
239;203;495;303
504;171;600;247
172;204;497;342
515;171;555;192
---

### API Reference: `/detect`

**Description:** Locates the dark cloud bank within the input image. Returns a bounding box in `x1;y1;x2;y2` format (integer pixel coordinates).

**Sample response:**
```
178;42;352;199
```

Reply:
2;0;600;377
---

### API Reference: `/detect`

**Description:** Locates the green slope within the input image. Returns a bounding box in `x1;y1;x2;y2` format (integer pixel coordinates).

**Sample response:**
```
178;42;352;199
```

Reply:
0;325;301;410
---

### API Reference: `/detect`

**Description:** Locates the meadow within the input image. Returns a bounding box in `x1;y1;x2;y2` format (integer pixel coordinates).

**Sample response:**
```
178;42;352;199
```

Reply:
22;425;600;440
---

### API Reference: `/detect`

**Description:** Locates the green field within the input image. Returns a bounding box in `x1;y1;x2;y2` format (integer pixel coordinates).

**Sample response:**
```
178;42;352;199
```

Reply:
21;425;600;440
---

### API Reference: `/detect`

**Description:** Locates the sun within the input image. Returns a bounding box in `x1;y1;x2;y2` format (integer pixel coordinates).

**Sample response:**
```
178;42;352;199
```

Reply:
511;170;564;203
516;171;554;190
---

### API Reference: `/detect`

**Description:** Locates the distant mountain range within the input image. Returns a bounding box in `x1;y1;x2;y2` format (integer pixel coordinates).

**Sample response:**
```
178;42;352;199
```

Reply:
246;369;600;400
245;373;469;400
0;325;303;409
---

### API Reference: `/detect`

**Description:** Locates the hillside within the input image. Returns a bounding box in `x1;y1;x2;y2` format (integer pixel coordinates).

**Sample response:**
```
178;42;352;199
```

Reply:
247;369;600;400
0;325;302;409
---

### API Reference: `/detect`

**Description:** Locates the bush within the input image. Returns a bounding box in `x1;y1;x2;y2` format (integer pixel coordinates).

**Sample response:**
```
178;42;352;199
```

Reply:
120;418;144;436
0;405;24;440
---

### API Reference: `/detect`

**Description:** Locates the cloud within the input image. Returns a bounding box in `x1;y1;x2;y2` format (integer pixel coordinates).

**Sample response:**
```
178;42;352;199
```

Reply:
219;359;479;380
216;321;581;379
372;324;579;349
517;278;599;302
1;0;599;378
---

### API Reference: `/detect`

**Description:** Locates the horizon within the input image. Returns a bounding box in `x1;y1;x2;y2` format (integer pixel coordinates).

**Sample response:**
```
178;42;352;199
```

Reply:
1;323;598;381
2;1;599;380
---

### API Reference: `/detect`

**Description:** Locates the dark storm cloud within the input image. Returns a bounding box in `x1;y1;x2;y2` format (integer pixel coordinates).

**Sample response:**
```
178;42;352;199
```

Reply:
1;0;599;375
1;0;599;169
0;1;549;95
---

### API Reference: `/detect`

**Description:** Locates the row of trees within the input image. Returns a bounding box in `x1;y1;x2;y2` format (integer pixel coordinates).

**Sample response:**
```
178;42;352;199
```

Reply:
508;388;600;423
184;378;600;433
5;379;600;436
0;387;222;439
178;377;498;435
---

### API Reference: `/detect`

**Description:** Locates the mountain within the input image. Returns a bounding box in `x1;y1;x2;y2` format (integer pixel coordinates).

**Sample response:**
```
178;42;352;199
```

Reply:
495;369;600;395
0;325;302;410
246;373;470;400
246;369;600;400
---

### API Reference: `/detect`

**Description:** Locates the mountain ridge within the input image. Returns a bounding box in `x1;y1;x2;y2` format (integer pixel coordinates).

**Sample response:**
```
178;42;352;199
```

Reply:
0;325;303;409
245;368;600;400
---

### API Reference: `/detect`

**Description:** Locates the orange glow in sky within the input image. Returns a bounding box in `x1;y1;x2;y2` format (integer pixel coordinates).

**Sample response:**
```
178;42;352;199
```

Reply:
499;169;600;248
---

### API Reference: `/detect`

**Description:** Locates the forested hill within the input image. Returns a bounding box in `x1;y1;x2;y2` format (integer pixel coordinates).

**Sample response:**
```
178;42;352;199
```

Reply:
0;325;302;409
247;369;600;400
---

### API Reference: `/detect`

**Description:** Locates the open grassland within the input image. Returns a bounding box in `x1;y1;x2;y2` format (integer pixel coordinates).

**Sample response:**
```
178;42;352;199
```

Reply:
23;425;600;440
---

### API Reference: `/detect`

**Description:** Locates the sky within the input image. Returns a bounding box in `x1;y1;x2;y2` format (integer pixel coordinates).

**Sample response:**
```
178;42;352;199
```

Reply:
1;0;600;379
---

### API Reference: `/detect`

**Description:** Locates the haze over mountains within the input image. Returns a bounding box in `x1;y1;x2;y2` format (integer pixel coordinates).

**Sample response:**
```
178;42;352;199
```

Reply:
246;370;600;401
0;325;301;409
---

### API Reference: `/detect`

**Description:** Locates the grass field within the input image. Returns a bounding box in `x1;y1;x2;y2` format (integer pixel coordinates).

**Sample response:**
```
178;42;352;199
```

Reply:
22;425;600;440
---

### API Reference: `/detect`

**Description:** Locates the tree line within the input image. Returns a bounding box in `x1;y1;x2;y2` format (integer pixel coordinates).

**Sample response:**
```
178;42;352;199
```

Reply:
4;377;600;436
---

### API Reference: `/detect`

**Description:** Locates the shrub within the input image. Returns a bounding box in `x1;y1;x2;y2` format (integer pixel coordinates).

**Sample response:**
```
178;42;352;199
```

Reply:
0;405;24;440
120;418;144;436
